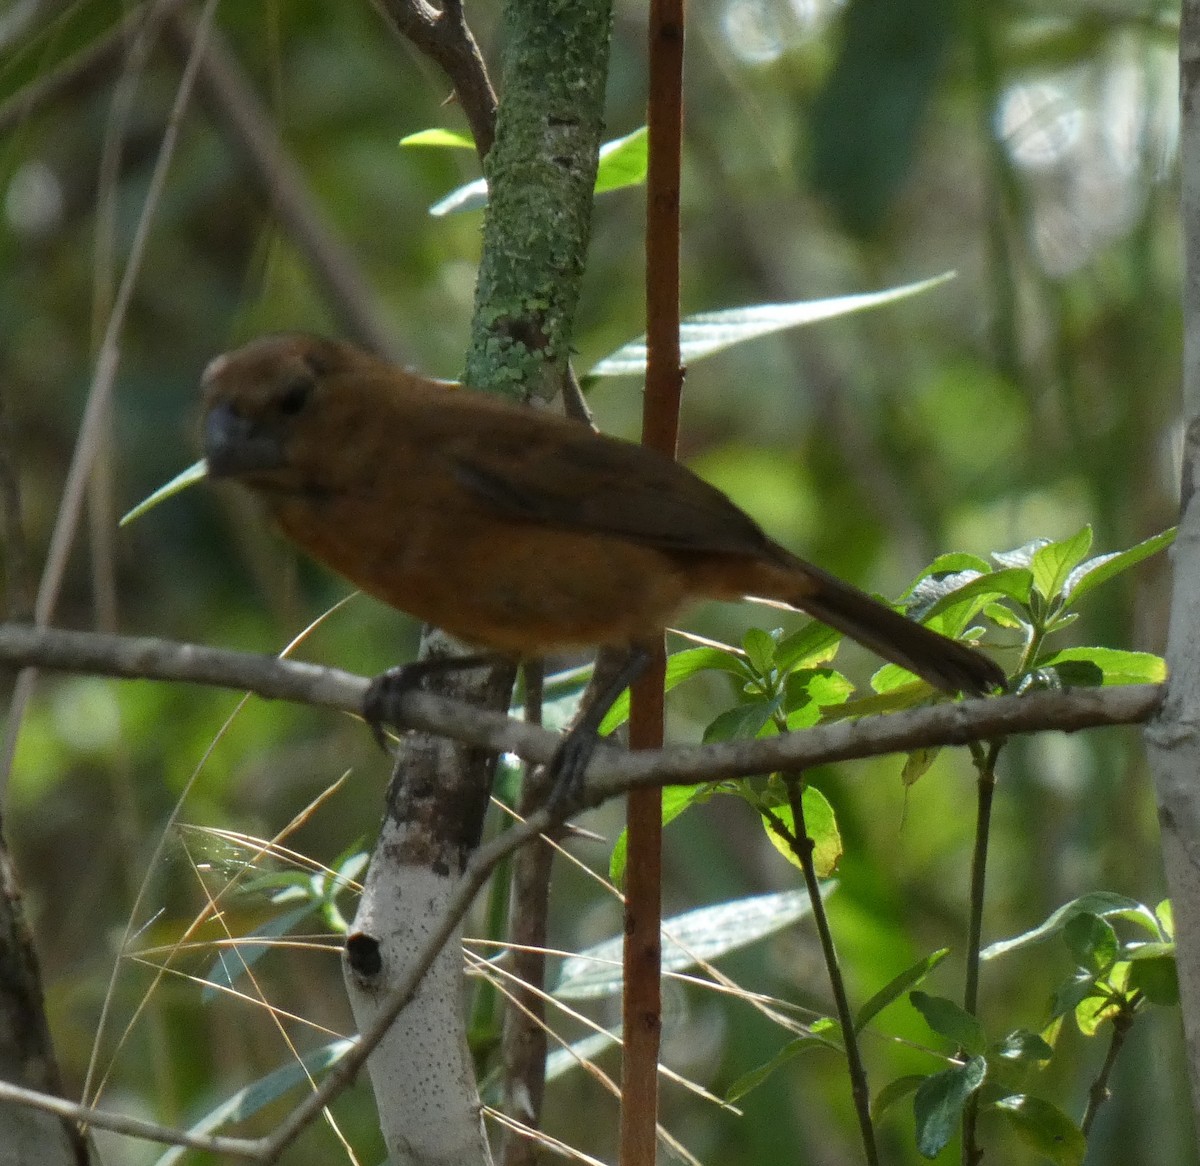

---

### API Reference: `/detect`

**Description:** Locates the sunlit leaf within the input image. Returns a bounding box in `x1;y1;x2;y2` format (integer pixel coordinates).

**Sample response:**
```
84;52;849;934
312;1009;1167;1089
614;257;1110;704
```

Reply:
589;274;955;378
1064;527;1176;605
983;892;1158;960
1031;526;1093;602
1038;647;1166;686
428;126;648;215
399;127;475;148
120;459;207;526
762;785;842;876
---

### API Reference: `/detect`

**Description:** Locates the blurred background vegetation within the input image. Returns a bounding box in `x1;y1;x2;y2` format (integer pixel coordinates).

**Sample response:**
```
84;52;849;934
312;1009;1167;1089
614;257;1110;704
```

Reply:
0;0;1189;1162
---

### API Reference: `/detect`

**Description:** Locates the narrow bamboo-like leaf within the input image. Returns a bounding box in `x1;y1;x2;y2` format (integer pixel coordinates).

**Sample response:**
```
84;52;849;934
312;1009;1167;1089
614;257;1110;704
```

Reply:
914;1056;987;1158
589;274;955;378
909;991;987;1054
871;1074;925;1120
120;459;207;526
554;887;828;999
399;128;476;148
983;893;1157;960
725;1033;830;1102
544;1028;621;1083
855;948;950;1033
153;1039;354;1166
1031;526;1093;601
1064;527;1177;605
203;905;315;1000
992;1094;1086;1165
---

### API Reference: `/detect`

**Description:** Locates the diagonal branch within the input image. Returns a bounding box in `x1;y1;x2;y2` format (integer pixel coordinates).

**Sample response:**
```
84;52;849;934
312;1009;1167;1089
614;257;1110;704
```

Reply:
373;0;498;159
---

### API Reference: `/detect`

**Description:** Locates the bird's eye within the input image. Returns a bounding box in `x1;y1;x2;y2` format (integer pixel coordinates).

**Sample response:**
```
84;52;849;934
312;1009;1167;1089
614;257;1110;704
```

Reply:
277;376;313;416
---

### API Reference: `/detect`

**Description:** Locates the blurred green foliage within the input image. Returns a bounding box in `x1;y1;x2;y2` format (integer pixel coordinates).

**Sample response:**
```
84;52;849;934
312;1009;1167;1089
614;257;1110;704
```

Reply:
0;0;1188;1163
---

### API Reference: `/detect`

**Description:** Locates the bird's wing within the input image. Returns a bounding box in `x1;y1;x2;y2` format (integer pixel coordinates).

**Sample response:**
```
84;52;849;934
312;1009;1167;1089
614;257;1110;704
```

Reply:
442;414;778;558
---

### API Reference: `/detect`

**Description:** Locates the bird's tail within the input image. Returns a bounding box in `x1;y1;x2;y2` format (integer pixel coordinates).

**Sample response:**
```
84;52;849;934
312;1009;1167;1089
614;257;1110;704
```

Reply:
726;553;1005;697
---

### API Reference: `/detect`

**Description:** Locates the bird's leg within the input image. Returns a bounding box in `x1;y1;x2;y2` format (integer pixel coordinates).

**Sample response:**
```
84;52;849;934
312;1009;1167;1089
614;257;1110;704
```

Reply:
548;645;651;808
363;653;503;751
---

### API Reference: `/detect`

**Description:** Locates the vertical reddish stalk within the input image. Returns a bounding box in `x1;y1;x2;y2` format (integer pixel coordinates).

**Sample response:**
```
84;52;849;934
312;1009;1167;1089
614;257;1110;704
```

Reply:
620;2;683;1164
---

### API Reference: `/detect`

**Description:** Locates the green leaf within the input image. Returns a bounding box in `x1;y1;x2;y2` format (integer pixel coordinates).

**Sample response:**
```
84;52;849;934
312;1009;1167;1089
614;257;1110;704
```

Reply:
554;887;828;1000
983;893;1159;960
784;669;854;729
1051;970;1101;1021
152;1039;354;1166
725;1033;830;1102
704;700;776;744
1064;527;1177;605
609;784;700;884
909;992;987;1054
762;786;843;876
1128;952;1179;1006
1031;526;1093;602
992;1029;1055;1066
120;459;207;526
992;1094;1086;1166
1075;963;1128;1034
775;620;843;671
1037;647;1166;686
855;948;950;1033
428;126;648;215
742;626;777;675
901;747;940;787
593;125;649;193
1062;913;1118;974
399;127;475;149
913;1056;987;1158
589;274;955;378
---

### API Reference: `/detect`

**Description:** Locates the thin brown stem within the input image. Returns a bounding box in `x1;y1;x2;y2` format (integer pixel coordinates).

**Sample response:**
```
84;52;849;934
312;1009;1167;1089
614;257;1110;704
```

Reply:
779;776;879;1166
1080;1002;1136;1135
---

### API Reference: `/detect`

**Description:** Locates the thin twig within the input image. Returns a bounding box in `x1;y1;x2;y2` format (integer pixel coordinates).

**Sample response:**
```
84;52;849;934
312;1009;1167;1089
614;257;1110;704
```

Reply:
373;0;498;160
777;777;879;1166
0;1078;259;1158
961;739;1002;1166
1080;1003;1137;1135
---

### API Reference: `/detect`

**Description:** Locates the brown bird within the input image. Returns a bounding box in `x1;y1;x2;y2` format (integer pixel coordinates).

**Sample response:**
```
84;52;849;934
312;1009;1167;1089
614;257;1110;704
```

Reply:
201;334;1003;760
